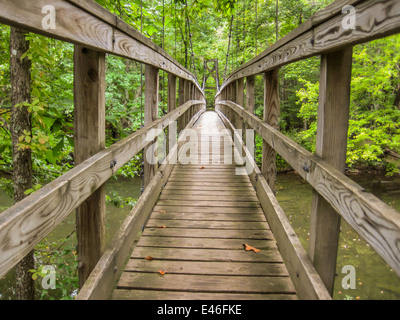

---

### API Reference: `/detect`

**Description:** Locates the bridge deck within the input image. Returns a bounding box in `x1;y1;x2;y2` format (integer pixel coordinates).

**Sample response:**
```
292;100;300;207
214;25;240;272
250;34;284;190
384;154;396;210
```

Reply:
111;111;297;300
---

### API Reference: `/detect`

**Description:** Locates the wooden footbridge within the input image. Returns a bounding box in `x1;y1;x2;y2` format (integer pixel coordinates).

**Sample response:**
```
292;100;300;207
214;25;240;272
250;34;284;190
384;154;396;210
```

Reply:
1;0;400;300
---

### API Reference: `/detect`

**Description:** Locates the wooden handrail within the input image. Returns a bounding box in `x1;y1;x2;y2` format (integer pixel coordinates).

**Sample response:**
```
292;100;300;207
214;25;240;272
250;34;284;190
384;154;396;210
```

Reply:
216;101;400;278
216;0;400;97
0;101;204;279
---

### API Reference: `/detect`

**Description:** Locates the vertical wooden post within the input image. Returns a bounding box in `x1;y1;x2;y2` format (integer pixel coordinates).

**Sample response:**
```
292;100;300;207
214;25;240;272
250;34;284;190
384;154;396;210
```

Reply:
308;48;353;295
236;78;244;107
262;69;280;192
246;76;255;114
178;77;185;133
143;64;159;188
167;73;177;155
168;73;177;112
74;46;106;288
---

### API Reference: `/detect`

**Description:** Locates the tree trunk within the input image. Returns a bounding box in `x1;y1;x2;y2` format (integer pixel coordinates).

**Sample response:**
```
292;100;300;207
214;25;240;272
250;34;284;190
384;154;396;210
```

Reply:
10;27;34;300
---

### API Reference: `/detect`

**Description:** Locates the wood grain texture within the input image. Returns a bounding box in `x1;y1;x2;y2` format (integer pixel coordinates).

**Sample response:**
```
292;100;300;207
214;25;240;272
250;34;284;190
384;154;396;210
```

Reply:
74;46;106;288
262;69;280;192
308;48;353;295
216;100;400;278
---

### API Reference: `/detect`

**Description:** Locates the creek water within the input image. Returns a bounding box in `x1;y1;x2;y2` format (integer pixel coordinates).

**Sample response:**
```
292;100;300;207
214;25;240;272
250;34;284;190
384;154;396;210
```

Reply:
0;172;399;300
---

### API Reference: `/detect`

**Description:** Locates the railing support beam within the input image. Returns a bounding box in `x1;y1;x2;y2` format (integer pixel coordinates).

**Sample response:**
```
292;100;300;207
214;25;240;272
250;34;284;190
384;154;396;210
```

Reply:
308;47;353;295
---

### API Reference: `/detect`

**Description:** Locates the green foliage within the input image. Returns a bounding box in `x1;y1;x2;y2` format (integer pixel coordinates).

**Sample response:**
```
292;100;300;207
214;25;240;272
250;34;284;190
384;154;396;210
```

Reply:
294;35;400;174
31;235;78;300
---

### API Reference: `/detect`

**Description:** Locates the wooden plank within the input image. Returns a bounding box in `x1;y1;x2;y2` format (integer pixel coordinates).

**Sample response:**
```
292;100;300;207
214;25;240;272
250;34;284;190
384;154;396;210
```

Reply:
162;185;255;192
117;273;295;294
146;219;268;230
217;0;400;94
131;246;282;263
150;211;265;222
111;289;297;300
137;237;277;250
163;181;253;187
308;47;353;295
143;228;274;240
153;205;263;214
217;100;400;277
158;194;258;202
155;200;259;208
158;193;258;202
73;46;106;288
125;259;285;276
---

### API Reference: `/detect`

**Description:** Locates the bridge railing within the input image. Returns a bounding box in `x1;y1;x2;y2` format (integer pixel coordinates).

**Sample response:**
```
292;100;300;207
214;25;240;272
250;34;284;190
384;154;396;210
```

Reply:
215;0;400;297
0;0;205;292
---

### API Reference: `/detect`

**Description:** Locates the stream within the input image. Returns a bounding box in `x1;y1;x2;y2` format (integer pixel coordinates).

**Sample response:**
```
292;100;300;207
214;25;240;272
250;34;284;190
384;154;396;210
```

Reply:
0;172;399;300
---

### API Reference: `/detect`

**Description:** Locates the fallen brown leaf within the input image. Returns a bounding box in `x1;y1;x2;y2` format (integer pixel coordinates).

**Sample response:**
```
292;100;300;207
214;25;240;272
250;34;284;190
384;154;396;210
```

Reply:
158;225;167;228
243;243;261;253
199;166;205;169
158;270;167;275
159;210;167;213
145;255;154;260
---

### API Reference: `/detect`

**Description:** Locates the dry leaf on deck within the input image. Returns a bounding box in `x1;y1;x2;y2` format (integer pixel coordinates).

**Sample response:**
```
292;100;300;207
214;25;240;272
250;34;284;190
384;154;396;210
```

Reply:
158;225;167;228
243;243;261;253
158;270;167;275
145;255;154;260
199;166;205;169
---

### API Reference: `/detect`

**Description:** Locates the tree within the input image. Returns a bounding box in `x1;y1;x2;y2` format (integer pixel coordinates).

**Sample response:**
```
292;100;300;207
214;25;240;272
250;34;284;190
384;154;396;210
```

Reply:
10;27;34;300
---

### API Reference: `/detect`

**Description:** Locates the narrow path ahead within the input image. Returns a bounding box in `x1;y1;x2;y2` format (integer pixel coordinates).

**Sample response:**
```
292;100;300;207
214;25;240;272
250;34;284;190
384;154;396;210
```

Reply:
111;111;297;300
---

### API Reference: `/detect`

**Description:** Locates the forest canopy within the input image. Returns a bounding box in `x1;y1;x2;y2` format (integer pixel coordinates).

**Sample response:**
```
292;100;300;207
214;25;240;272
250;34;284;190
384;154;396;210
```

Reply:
0;0;400;199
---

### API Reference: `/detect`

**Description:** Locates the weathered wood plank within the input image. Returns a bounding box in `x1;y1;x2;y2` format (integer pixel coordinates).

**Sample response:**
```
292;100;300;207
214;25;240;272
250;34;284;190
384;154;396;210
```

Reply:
153;205;263;214
143;228;274;240
158;193;259;202
125;259;285;276
117;273;295;294
150;211;265;222
137;237;277;250
155;200;259;208
131;246;282;263
146;219;268;230
111;289;297;300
